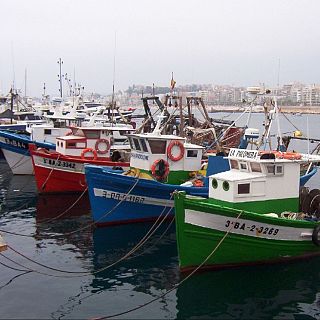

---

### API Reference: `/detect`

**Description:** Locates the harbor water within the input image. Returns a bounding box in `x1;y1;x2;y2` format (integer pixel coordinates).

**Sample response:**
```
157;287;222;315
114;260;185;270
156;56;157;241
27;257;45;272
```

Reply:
1;113;320;319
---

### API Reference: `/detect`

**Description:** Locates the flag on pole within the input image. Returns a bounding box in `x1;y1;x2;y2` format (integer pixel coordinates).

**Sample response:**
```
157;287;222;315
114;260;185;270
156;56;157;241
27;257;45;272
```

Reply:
170;72;176;90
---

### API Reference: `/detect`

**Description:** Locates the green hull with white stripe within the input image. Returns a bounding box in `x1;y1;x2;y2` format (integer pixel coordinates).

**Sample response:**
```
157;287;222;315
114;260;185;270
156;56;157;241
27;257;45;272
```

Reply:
174;192;320;272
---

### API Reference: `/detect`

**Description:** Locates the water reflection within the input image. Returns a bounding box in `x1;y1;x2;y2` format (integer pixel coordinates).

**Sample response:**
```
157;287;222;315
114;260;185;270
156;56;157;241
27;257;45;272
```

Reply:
176;258;320;319
91;221;178;293
51;221;179;319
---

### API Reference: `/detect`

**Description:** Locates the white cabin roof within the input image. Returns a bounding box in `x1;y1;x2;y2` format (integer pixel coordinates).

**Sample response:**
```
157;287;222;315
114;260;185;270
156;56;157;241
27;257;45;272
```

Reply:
213;169;264;182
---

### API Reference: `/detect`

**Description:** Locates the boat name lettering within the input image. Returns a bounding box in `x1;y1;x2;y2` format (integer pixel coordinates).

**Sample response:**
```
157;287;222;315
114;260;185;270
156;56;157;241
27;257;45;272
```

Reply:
4;138;27;149
229;149;258;160
131;153;149;160
102;190;145;203
43;158;76;169
225;220;279;236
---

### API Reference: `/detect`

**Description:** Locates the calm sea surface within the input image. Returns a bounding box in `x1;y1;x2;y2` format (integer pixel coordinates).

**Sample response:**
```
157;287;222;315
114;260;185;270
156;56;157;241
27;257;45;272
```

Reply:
1;113;320;319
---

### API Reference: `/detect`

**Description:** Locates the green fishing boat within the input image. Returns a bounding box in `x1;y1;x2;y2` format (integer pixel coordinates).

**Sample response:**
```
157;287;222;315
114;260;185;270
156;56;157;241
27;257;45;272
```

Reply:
174;148;320;272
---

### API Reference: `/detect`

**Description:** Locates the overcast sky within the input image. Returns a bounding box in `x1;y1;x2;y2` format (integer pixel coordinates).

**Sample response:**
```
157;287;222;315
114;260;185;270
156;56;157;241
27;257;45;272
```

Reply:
1;0;320;97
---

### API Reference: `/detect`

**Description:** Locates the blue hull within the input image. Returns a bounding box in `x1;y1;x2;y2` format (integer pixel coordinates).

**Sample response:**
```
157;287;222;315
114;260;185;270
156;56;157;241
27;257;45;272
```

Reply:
0;130;55;156
85;155;317;226
85;165;208;226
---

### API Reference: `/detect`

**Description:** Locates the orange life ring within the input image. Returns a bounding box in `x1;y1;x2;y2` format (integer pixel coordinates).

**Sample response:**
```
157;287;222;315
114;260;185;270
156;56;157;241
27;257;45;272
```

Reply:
259;150;301;160
278;152;302;160
81;148;97;160
95;139;110;154
151;159;170;181
167;140;184;162
192;179;204;187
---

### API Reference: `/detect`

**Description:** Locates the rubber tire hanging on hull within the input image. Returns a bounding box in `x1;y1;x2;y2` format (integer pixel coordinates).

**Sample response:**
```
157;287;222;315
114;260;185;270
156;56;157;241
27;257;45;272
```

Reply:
312;225;320;246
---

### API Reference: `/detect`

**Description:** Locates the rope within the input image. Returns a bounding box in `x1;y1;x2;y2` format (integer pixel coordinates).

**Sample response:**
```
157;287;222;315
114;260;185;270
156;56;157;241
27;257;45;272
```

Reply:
2;202;172;278
0;259;31;273
2;194;174;278
0;270;31;290
130;216;175;259
41;153;61;191
93;208;244;319
0;175;141;239
6;148;31;172
36;187;88;224
280;112;301;132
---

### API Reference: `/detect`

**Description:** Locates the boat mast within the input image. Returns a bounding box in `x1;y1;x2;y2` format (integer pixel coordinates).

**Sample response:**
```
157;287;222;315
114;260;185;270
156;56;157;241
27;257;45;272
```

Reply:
110;32;117;126
57;58;63;98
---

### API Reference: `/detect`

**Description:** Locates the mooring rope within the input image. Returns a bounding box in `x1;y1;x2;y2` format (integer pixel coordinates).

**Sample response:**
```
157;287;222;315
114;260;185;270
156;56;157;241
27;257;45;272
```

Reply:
0;188;173;278
0;270;32;290
92;207;244;319
36;187;88;224
41;153;61;191
1;194;175;278
130;215;175;259
0;175;141;239
3;201;172;278
0;259;30;273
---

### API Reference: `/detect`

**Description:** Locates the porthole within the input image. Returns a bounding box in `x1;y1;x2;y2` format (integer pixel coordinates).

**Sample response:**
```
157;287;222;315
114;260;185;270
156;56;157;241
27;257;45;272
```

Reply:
223;181;230;191
212;178;218;189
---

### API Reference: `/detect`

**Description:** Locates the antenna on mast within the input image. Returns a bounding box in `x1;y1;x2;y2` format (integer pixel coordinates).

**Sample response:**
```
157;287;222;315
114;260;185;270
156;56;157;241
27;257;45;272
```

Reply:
277;58;281;88
57;58;64;98
110;31;117;124
24;68;27;99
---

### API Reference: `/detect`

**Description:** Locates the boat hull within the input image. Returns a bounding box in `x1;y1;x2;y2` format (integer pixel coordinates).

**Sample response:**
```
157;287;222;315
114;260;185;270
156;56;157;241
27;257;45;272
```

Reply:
0;130;54;175
30;147;130;193
85;164;208;226
174;193;320;272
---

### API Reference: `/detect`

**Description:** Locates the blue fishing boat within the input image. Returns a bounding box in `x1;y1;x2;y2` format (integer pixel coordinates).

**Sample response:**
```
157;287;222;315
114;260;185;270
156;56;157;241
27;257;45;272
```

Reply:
0;130;55;174
85;122;210;226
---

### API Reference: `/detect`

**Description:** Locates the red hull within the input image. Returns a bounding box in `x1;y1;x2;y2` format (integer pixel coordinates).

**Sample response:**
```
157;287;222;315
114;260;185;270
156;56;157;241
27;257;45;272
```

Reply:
30;147;129;194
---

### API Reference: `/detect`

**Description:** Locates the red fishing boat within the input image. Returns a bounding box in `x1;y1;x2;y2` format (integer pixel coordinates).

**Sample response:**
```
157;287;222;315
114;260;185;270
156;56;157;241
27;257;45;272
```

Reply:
30;125;132;193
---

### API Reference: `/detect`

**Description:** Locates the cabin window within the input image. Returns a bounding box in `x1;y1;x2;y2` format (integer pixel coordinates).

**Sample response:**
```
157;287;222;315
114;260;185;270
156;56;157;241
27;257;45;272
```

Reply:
266;164;283;175
239;162;248;171
187;150;198;158
132;138;141;151
77;142;86;148
67;142;76;147
44;129;51;135
140;139;148;152
128;137;135;150
266;165;275;174
212;178;218;189
84;130;100;139
238;183;250;194
148;139;166;154
250;162;262;173
230;159;239;169
223;181;230;191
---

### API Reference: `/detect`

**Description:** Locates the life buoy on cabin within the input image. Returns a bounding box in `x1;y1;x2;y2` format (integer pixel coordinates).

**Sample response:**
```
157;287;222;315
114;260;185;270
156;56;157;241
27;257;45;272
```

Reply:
278;152;302;160
259;150;302;160
95;139;110;154
192;179;204;187
81;148;97;160
151;159;170;181
167;140;184;162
